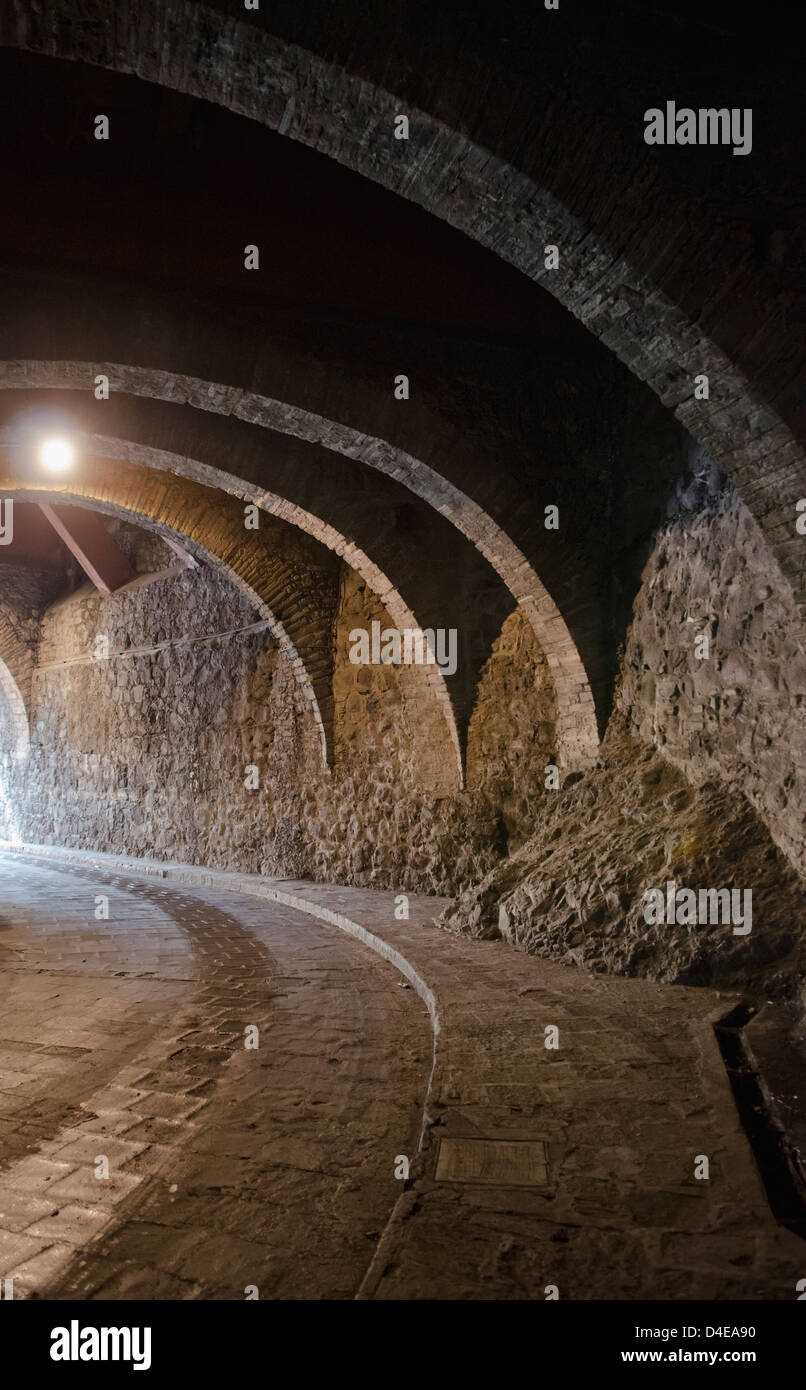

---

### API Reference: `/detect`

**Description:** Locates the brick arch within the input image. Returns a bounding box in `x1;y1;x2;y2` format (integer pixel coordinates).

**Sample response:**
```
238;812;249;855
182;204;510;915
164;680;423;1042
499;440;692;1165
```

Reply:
0;421;478;793
0;364;599;771
0;560;69;761
0;642;30;762
465;606;557;851
1;0;802;617
0;454;464;793
0;463;344;772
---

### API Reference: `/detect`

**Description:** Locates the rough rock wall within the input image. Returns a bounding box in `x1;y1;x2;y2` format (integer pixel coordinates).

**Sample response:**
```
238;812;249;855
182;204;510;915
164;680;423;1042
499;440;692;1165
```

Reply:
0;560;557;894
465;606;557;851
18;566;290;869
440;719;806;999
619;482;806;880
322;574;556;889
440;470;806;993
104;518;182;575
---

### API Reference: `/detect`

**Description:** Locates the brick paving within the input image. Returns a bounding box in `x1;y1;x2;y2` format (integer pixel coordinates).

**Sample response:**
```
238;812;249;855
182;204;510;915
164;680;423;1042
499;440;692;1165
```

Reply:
1;846;804;1300
0;853;429;1299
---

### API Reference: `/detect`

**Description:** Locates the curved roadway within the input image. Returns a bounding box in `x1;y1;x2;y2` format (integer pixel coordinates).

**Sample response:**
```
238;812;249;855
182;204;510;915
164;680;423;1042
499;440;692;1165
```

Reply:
0;854;431;1299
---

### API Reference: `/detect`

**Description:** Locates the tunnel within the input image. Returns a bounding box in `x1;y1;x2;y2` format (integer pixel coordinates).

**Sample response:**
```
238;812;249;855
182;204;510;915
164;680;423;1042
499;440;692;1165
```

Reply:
0;0;804;1340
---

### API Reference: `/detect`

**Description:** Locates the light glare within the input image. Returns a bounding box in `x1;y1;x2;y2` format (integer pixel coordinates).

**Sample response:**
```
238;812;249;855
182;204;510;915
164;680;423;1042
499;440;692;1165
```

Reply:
40;437;75;472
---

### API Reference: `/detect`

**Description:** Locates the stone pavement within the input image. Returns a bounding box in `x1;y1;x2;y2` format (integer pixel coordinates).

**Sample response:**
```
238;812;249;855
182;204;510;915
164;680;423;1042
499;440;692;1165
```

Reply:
1;844;804;1300
0;853;429;1299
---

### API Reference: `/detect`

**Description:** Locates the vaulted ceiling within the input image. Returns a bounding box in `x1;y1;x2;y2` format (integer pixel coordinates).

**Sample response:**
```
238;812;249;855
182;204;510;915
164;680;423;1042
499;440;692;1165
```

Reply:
1;0;803;783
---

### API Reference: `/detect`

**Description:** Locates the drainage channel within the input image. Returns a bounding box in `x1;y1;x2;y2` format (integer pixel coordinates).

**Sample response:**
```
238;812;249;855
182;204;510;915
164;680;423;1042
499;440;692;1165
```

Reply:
714;1004;806;1240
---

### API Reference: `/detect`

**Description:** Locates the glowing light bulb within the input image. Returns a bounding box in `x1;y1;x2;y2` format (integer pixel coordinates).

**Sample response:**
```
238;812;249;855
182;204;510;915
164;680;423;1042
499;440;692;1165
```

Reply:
40;437;75;471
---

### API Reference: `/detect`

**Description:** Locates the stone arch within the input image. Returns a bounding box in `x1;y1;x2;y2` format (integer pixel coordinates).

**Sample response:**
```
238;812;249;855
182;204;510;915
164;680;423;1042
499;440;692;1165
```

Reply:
0;600;34;761
0;425;472;791
1;1;802;613
0;653;30;762
0;363;599;771
0;453;463;793
465;608;557;853
0;465;342;772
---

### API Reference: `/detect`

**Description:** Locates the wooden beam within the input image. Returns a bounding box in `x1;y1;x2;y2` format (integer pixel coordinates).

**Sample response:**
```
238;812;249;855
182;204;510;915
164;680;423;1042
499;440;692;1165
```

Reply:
38;504;136;595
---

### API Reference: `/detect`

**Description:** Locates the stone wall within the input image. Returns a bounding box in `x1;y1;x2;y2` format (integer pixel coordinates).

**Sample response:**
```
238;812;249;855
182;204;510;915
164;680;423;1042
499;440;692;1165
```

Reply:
5;454;804;978
0;556;557;895
323;573;556;889
440;465;806;996
619;480;806;881
440;716;806;999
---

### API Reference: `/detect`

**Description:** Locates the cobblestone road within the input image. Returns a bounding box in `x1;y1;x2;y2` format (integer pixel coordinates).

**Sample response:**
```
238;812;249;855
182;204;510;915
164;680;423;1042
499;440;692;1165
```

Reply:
0;854;430;1299
1;848;804;1301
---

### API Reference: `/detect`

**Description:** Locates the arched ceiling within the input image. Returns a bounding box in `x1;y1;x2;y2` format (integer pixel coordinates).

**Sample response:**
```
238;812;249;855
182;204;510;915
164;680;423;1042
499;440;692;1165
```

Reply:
0;453;468;792
0;457;344;760
0;365;606;767
2;2;801;508
1;0;802;776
